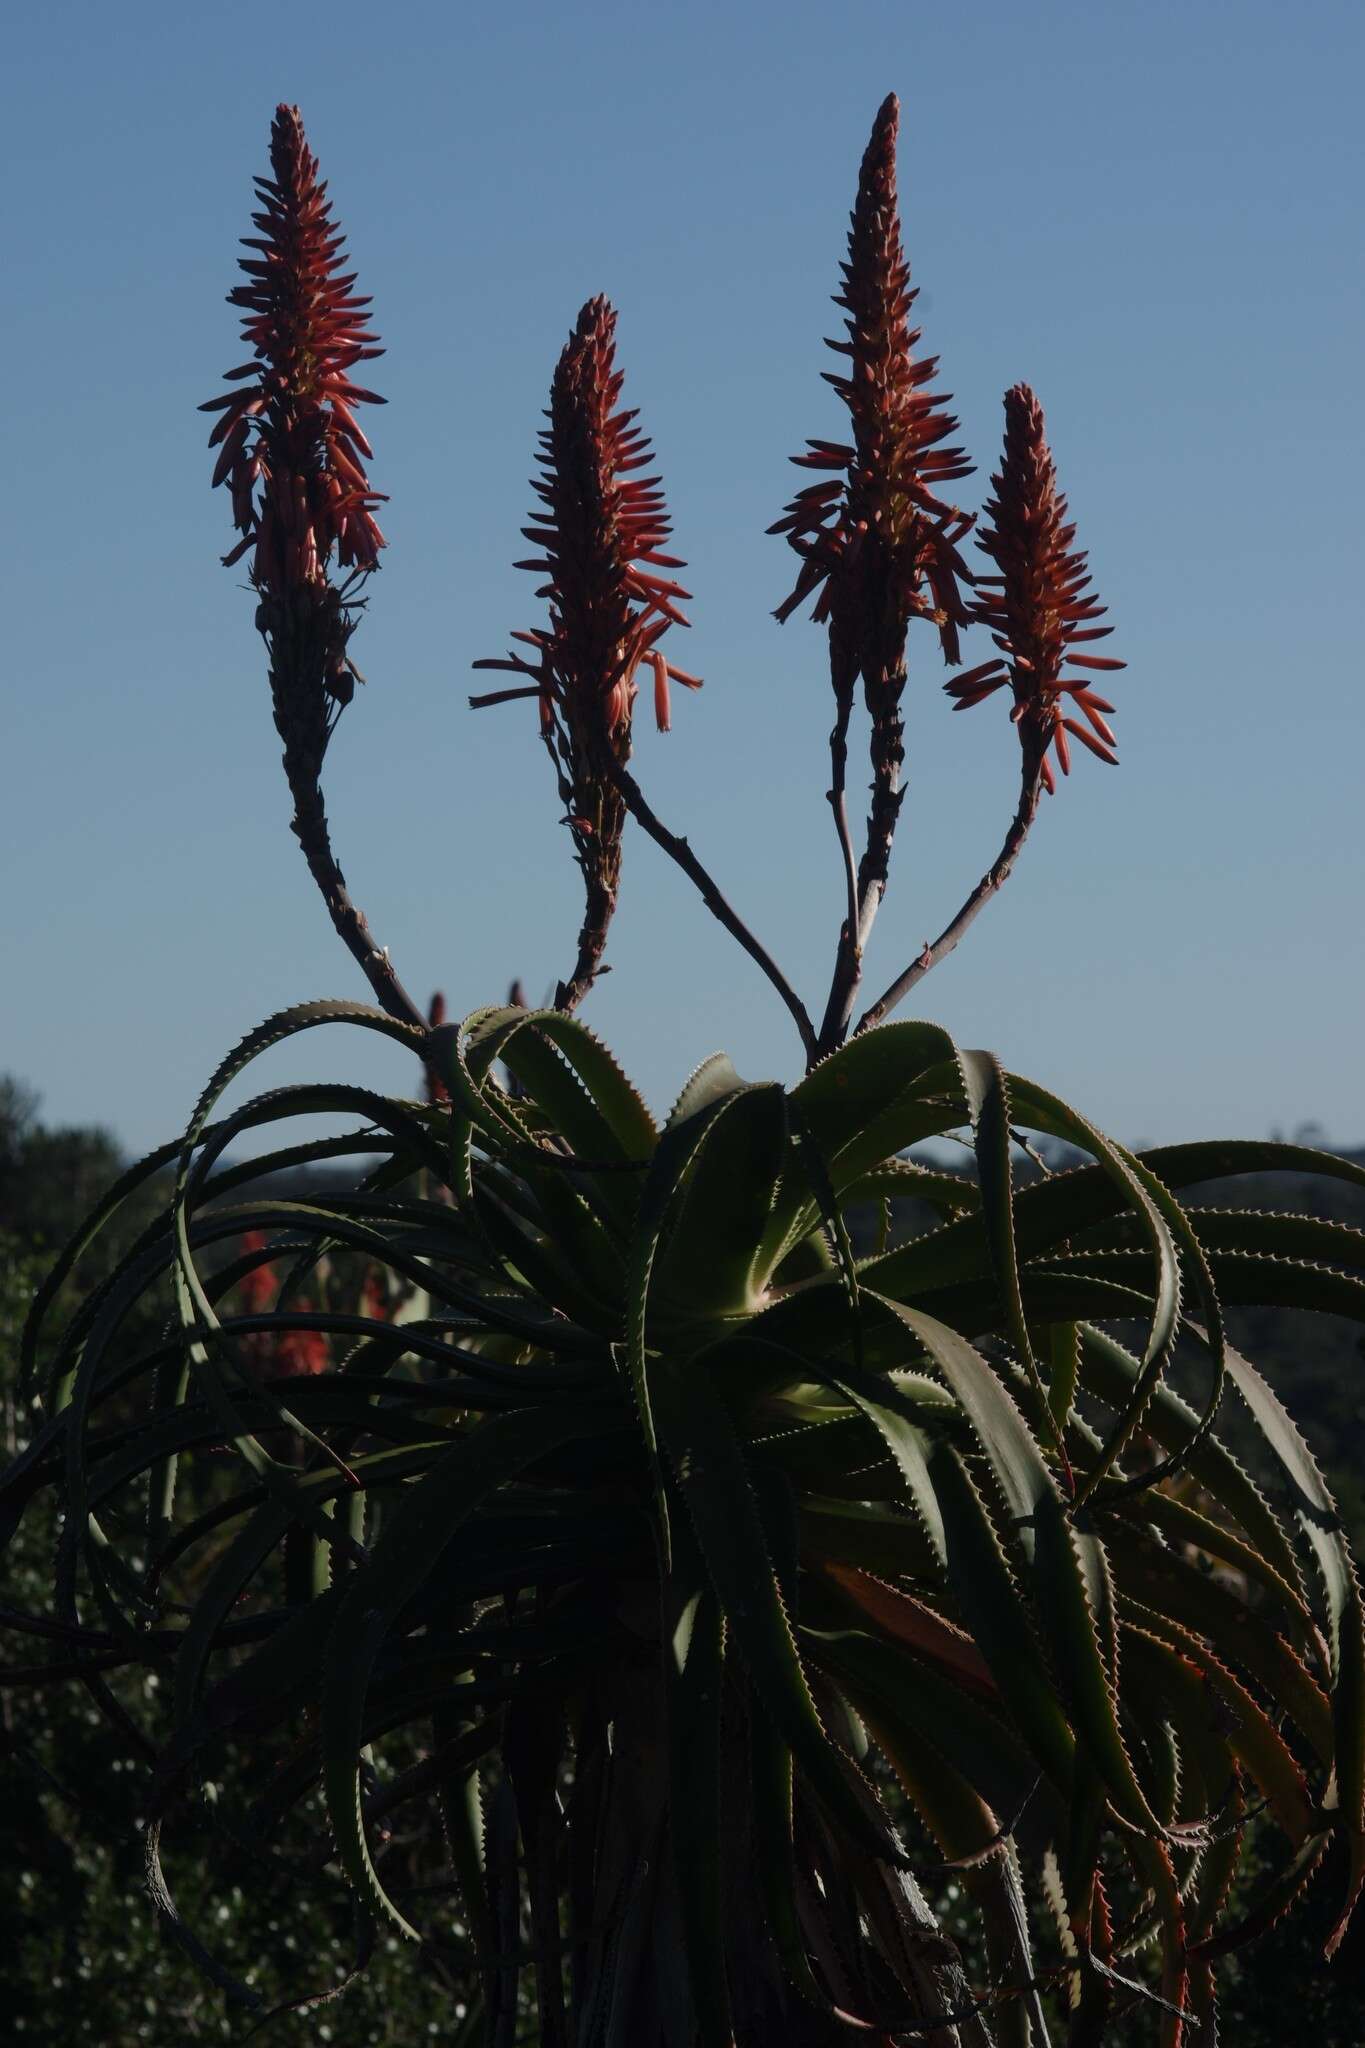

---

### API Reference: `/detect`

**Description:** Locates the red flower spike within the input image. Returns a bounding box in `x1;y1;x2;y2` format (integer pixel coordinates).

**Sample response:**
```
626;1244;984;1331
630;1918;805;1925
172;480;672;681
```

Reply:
770;93;974;682
236;1230;329;1380
954;384;1125;793
236;1229;276;1316
473;296;699;748
201;103;387;601
273;1307;330;1380
472;298;702;1012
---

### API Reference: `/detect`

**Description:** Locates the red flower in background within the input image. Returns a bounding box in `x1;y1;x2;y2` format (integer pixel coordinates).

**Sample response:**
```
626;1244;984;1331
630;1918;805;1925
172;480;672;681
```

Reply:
272;1310;329;1380
201;102;387;599
234;1231;328;1379
771;93;974;679
946;384;1123;793
236;1228;276;1316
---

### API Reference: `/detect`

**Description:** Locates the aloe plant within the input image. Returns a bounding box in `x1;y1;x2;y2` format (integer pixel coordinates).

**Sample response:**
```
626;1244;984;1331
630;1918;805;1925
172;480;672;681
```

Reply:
3;91;1363;2048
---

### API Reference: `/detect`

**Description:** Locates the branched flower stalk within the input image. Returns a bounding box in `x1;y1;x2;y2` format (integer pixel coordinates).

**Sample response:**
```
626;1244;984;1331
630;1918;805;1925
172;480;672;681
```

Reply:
476;300;818;1055
856;382;1124;1032
201;103;423;1028
771;93;975;1057
472;297;702;1012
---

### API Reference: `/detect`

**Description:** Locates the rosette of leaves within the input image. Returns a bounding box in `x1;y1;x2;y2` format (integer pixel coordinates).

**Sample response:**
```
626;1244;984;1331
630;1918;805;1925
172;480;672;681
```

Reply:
6;1002;1365;2047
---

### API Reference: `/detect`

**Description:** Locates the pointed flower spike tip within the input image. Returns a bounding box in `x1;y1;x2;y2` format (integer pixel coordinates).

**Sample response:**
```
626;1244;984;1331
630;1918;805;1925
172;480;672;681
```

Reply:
771;91;974;675
955;383;1124;792
203;102;386;597
473;294;698;751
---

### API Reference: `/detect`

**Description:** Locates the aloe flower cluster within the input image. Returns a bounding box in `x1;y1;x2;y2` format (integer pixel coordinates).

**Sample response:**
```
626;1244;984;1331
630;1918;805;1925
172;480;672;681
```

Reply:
948;383;1124;793
473;295;701;1009
199;105;425;1029
771;94;982;1049
202;101;386;608
771;93;974;685
200;98;387;722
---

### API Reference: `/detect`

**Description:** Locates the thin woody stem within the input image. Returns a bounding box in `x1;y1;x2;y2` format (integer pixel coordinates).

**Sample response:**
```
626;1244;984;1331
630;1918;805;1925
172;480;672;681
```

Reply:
287;771;427;1031
815;640;863;1061
557;871;615;1014
855;700;907;951
604;756;819;1066
538;726;621;1016
817;661;907;1060
268;607;426;1034
830;683;860;951
854;751;1044;1036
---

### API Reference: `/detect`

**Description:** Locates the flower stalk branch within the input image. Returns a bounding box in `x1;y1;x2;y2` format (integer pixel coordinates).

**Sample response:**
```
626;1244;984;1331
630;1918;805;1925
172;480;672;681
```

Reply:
772;94;974;1061
203;104;422;1029
475;300;813;1053
473;297;702;1013
854;749;1044;1033
861;383;1123;1029
602;753;820;1066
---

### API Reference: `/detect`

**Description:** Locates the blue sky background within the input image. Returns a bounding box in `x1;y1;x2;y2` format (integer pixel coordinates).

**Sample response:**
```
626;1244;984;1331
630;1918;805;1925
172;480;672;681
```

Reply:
3;0;1361;1155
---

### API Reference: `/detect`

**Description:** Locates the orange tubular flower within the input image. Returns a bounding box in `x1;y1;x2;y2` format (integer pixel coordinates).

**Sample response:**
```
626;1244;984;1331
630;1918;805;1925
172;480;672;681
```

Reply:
770;92;974;685
201;102;386;623
947;384;1124;794
472;297;701;1010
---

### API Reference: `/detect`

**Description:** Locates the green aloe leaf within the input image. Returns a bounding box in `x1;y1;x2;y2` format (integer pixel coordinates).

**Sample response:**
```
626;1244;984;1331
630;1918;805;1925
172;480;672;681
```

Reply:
320;1404;612;1938
957;1050;1060;1463
653;1083;789;1320
1219;1342;1365;1950
651;1359;904;1869
1109;1532;1332;1759
1077;1325;1305;1600
1139;1139;1365;1201
869;1297;1162;1834
1069;1144;1226;1506
624;1073;777;1565
806;1625;1044;1843
665;1557;730;2046
755;1024;965;1274
1125;1609;1314;1842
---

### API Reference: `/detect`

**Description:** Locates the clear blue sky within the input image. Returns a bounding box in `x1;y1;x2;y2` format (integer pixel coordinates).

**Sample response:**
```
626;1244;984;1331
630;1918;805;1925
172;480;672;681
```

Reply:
3;0;1362;1156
